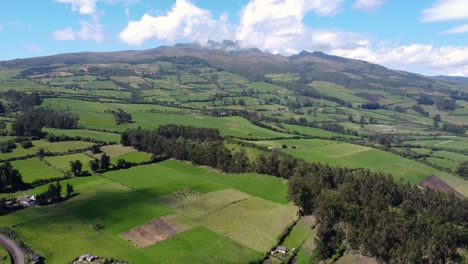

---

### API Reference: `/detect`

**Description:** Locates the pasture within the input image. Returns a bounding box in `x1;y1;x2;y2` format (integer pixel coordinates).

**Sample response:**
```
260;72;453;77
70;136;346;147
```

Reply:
10;158;63;182
252;139;468;196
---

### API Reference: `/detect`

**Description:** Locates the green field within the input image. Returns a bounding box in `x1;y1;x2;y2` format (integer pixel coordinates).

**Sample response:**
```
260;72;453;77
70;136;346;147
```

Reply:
105;160;290;204
44;153;94;173
0;245;11;264
0;140;94;160
43;128;121;143
10;157;63;182
252;139;468;196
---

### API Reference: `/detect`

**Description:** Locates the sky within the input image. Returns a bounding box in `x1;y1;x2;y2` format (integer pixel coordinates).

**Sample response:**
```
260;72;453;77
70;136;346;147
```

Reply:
1;0;468;76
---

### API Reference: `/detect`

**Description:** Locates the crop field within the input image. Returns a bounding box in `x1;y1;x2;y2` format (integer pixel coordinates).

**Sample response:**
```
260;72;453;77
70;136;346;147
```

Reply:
42;128;121;143
10;158;63;182
199;197;297;252
158;189;251;219
121;215;196;247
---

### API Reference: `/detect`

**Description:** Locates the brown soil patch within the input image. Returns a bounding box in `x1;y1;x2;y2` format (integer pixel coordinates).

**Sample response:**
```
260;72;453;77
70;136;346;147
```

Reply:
418;175;464;198
120;215;194;248
356;93;385;103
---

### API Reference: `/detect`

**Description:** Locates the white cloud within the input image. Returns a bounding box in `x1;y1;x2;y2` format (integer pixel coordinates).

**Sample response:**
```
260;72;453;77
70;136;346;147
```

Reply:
52;28;76;40
24;45;43;52
119;0;231;45
55;0;97;15
331;43;468;76
353;0;386;12
421;0;468;22
443;24;468;34
52;17;104;43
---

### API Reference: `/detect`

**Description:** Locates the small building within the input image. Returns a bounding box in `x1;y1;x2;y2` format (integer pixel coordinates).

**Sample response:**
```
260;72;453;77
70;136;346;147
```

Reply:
18;196;36;207
271;246;289;255
276;246;288;254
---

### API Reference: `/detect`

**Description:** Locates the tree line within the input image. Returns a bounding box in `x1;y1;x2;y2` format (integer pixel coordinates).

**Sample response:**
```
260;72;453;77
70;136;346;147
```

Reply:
0;162;25;192
121;126;249;173
12;108;79;137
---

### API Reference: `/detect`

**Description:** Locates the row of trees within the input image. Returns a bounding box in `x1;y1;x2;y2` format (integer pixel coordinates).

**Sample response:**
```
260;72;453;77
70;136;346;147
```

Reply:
121;127;249;173
0;162;25;192
12;108;79;137
35;182;74;205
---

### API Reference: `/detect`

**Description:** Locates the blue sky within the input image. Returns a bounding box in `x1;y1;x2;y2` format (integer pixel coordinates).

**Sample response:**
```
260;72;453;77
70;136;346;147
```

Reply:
1;0;468;76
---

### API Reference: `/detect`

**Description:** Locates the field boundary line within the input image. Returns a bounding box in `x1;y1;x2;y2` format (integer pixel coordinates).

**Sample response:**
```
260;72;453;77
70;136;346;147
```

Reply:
94;172;134;190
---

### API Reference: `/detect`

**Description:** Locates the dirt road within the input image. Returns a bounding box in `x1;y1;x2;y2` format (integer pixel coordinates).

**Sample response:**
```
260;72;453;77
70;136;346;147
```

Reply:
0;233;25;264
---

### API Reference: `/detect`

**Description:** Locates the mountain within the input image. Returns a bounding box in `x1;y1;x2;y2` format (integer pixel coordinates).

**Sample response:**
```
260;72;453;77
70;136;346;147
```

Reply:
1;43;466;92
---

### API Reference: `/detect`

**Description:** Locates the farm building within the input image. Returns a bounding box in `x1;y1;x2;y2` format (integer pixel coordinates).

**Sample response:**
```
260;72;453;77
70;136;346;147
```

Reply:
271;246;289;254
18;196;36;207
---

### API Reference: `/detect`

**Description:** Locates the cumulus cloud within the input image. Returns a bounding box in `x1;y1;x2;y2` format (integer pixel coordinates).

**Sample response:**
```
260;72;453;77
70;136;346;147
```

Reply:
52;17;104;43
55;0;97;15
332;44;468;76
443;24;468;34
353;0;386;12
115;0;468;76
421;0;468;22
119;0;231;45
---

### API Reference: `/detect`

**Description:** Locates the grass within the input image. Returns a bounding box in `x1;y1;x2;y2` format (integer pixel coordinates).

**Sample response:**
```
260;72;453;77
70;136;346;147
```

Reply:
44;153;94;173
199;197;298;252
159;189;251;219
43;128;121;143
253;139;468;196
10;158;63;182
0;245;11;264
111;151;152;164
105;160;290;204
283;217;315;250
120;227;262;264
0;140;94;160
15;214;132;264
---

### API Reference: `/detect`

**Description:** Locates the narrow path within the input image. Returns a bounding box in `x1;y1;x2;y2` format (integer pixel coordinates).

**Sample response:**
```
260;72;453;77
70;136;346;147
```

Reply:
433;140;452;147
0;233;25;264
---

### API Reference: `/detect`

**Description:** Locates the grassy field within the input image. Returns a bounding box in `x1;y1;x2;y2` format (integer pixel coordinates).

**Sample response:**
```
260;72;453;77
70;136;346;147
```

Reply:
199;197;297;252
0;140;94;160
252;139;468;196
1;159;295;263
43;128;121;143
44;152;94;173
10;157;63;182
105;160;290;204
0;245;11;264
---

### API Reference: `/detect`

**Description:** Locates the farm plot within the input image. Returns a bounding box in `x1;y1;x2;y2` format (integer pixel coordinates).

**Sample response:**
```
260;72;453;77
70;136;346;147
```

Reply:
10;158;63;182
42;128;121;143
253;139;468;196
105;160;289;204
121;215;196;248
199;197;297;252
158;189;251;219
44;153;94;173
0;140;94;160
